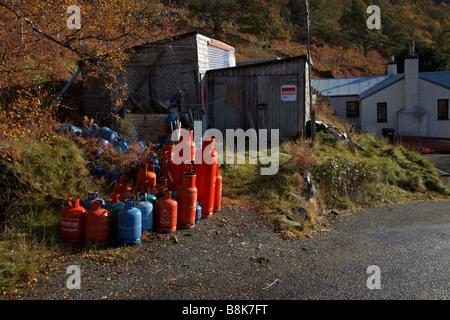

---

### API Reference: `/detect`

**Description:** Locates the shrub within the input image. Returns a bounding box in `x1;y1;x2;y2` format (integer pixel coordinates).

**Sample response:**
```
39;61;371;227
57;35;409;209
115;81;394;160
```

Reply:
312;156;377;208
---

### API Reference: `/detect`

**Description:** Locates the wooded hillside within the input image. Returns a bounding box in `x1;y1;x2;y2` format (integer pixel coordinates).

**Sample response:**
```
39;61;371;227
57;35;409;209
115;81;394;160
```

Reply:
0;0;448;138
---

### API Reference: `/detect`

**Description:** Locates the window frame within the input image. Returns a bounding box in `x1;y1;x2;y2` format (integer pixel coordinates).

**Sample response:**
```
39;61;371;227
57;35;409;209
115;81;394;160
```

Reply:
346;101;360;118
437;99;449;121
377;102;387;123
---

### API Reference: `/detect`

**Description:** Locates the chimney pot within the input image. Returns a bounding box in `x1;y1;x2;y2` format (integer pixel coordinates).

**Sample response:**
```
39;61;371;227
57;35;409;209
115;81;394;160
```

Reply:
387;55;397;75
408;40;416;56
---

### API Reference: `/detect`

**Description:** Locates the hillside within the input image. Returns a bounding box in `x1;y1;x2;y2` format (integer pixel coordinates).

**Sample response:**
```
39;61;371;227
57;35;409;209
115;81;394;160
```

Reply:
0;0;449;297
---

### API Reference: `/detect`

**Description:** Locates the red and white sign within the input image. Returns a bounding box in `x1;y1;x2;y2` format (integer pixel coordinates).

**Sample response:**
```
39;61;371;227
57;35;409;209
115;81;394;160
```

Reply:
281;85;297;101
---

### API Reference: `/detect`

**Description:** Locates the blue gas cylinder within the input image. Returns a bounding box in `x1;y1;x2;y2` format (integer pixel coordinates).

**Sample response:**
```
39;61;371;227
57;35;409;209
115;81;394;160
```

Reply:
95;126;106;138
195;201;202;224
134;192;153;233
166;112;177;128
81;125;96;138
99;127;119;142
115;138;131;154
146;193;157;228
148;162;161;181
118;199;142;244
81;191;105;210
96;138;110;155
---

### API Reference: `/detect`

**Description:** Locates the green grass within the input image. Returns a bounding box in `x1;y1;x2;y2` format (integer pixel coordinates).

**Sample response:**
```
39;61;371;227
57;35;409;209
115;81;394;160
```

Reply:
0;135;112;296
221;130;450;239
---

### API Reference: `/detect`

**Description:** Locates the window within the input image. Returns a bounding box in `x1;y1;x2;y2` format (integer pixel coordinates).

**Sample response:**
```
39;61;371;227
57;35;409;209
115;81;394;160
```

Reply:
377;102;387;123
346;101;359;117
438;99;449;120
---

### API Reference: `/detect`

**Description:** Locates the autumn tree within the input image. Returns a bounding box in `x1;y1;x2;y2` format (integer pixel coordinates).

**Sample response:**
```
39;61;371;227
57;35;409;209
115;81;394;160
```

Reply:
188;0;238;33
237;0;291;43
0;0;168;140
338;0;387;57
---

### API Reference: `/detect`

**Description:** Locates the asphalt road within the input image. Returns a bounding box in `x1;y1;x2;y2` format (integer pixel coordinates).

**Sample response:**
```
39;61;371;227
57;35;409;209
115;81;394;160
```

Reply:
21;200;449;301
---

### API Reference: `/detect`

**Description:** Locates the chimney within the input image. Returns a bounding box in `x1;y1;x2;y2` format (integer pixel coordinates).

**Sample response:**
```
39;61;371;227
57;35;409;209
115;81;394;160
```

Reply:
397;39;427;137
404;40;419;110
387;55;397;75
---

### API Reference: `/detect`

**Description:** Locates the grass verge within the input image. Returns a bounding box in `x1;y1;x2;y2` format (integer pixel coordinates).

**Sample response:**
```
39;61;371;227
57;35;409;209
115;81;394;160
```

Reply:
221;129;450;239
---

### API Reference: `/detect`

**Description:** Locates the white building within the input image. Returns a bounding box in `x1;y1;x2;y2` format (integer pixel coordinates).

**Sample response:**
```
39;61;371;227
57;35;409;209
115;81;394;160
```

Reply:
311;48;450;140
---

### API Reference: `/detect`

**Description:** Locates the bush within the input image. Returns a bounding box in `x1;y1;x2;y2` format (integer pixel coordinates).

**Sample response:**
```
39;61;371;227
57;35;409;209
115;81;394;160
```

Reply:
312;156;377;208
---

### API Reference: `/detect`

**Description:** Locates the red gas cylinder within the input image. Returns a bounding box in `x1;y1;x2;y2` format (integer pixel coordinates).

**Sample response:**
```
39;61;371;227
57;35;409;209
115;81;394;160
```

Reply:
195;137;218;218
156;177;168;197
113;176;130;194
177;173;198;229
213;164;222;213
60;197;86;244
118;183;134;202
189;130;195;162
164;150;175;189
173;160;193;190
84;199;109;246
161;142;175;179
136;160;157;193
156;191;177;233
176;129;196;162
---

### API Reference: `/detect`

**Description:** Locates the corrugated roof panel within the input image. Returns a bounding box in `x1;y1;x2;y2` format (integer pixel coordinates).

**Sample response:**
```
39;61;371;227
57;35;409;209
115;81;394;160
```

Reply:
312;71;450;99
419;71;450;89
359;74;404;99
311;75;390;97
208;45;231;70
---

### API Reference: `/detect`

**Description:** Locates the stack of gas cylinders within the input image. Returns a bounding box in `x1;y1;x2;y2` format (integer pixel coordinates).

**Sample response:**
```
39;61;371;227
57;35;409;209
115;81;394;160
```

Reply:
60;132;222;246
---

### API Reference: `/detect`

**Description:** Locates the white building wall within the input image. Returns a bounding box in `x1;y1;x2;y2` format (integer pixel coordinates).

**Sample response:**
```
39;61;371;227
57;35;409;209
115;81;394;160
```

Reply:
419;79;450;138
361;80;405;136
329;95;361;128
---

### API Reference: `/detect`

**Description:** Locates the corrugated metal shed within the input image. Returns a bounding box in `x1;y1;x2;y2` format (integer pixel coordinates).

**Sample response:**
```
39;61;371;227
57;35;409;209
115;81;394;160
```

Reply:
205;55;309;140
81;32;235;126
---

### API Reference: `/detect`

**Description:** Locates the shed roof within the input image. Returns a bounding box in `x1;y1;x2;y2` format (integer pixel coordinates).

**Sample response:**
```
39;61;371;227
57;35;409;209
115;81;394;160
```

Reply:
206;55;307;74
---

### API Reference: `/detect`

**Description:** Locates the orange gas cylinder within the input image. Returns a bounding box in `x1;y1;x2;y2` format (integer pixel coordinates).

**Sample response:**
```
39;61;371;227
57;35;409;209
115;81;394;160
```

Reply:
195;137;218;218
156;191;177;233
161;142;175;179
118;183;134;202
213;164;222;212
176;129;195;162
164;150;175;189
84;200;109;246
177;173;198;229
136;160;157;193
113;176;130;194
189;130;195;162
149;177;168;198
60;197;86;244
173;160;193;190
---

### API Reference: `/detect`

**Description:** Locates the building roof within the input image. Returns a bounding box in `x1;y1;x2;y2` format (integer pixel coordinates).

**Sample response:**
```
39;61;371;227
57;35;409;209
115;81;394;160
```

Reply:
312;70;450;100
359;74;404;99
207;55;308;74
311;75;394;97
419;71;450;90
